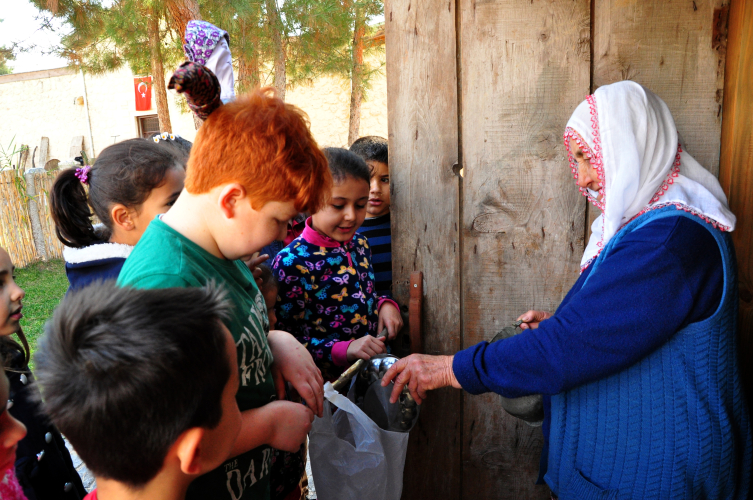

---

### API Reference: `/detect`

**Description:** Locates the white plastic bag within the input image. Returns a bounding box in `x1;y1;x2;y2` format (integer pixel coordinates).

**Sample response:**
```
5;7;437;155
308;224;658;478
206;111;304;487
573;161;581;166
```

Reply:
308;382;409;500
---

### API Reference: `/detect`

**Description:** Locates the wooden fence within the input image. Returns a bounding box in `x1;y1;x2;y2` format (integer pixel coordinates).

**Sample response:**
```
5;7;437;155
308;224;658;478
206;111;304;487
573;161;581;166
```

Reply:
0;168;64;268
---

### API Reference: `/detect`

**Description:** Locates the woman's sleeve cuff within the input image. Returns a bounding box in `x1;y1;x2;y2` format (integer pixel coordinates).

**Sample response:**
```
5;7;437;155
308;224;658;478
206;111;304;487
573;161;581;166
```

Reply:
331;340;353;367
452;343;490;395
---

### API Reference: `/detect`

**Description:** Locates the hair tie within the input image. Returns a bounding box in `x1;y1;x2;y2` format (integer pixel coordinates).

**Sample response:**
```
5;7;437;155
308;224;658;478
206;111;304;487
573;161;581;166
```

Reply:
75;165;91;184
152;132;178;143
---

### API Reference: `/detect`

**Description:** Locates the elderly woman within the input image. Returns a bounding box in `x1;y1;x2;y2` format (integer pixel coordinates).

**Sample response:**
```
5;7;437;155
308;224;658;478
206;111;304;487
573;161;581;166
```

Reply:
383;81;751;499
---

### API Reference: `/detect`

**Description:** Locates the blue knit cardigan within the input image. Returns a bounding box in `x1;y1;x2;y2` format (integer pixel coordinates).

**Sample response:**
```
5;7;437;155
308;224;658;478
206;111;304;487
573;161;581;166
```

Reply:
544;208;751;500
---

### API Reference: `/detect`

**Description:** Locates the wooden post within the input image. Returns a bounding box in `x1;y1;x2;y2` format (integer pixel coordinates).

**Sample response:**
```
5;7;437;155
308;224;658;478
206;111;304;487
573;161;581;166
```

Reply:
408;271;423;354
24;168;47;261
719;0;753;400
69;136;84;160
385;0;462;497
39;137;50;167
18;145;29;174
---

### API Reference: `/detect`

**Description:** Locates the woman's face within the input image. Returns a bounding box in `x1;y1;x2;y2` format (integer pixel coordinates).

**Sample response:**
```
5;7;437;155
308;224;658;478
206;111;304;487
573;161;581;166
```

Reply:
0;371;27;474
0;249;24;338
569;138;602;201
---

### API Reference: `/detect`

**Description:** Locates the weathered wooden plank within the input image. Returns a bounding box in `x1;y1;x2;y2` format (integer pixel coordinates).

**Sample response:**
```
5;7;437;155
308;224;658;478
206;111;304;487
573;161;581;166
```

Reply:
594;0;728;175
719;0;753;402
39;137;50;167
385;1;462;498
458;0;590;498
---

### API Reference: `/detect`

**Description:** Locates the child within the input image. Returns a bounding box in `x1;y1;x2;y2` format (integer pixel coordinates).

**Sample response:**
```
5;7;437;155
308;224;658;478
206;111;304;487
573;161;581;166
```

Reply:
33;282;243;500
0;358;28;500
51;136;188;291
118;88;330;500
257;264;306;500
258;264;279;330
0;246;86;499
349;136;393;296
272;147;403;382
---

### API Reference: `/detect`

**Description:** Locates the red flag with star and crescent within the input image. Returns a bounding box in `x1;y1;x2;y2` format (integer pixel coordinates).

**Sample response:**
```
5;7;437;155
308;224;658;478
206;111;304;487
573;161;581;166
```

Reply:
134;76;152;111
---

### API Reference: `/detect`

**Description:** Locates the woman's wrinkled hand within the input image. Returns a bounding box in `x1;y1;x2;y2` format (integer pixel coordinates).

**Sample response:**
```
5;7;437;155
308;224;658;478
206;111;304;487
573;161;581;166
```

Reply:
517;310;552;330
380;354;461;405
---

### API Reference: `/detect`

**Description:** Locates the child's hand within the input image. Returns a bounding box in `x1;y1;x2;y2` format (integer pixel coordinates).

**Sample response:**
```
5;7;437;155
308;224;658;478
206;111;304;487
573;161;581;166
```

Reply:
244;252;269;286
267;330;324;417
266;401;314;453
516;310;553;330
377;302;403;340
346;335;386;362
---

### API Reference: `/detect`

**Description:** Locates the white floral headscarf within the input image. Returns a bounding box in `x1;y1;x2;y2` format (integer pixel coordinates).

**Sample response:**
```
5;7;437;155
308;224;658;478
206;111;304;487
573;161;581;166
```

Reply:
564;81;736;271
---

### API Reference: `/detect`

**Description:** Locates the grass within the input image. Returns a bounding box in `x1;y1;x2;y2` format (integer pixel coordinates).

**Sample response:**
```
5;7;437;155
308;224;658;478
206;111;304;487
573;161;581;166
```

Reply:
14;259;68;362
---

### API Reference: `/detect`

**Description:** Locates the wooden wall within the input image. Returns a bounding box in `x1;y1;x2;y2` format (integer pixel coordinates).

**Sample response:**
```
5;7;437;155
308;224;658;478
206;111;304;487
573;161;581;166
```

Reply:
387;1;737;498
385;0;462;497
458;1;589;498
720;0;753;402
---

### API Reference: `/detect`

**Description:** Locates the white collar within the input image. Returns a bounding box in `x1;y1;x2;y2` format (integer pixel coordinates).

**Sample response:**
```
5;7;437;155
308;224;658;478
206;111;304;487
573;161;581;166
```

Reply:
63;241;133;264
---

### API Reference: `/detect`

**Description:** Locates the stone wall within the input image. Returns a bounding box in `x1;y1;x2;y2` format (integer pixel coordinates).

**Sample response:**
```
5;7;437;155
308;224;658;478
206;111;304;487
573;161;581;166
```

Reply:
0;60;387;165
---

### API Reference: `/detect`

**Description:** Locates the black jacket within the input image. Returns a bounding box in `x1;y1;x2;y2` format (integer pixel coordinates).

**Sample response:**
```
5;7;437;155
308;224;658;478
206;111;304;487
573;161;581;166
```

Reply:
7;351;86;500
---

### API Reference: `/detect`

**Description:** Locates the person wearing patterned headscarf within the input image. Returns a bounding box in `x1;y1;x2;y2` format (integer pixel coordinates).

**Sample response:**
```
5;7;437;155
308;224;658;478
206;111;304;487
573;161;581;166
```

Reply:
382;81;751;500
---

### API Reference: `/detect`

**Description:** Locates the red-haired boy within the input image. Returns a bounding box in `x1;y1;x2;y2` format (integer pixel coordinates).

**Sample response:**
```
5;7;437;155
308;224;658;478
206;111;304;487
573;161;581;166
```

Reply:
118;89;332;500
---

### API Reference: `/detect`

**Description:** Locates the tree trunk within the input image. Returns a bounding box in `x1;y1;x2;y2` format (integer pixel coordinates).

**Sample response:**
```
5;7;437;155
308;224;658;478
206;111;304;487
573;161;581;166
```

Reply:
148;9;172;133
165;0;201;43
266;0;286;100
237;19;261;94
164;0;202;129
348;5;366;146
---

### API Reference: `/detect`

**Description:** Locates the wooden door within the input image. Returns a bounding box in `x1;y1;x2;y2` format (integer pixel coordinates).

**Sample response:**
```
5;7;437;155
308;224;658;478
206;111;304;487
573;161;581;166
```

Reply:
386;1;731;499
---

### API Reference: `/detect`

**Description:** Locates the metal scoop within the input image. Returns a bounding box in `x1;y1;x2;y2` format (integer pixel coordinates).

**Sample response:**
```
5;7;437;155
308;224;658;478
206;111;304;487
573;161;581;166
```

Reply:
490;320;544;426
331;330;420;432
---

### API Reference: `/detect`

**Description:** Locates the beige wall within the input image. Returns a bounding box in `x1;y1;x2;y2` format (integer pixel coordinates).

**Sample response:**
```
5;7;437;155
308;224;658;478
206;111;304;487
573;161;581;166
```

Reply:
0;60;387;165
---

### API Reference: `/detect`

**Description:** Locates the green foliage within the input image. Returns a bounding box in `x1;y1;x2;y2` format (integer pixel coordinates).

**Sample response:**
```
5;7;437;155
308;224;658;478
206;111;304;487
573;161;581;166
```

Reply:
0;19;15;75
30;0;183;76
28;0;385;102
0;135;22;170
15;259;69;364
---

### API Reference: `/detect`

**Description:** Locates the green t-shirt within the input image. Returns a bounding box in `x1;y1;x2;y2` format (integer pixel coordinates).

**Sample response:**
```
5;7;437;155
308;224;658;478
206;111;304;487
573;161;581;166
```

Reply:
118;218;275;500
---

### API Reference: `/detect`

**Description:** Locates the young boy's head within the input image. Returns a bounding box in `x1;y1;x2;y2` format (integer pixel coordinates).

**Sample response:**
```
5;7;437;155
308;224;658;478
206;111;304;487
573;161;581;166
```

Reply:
311;148;371;243
349;136;390;218
257;263;279;327
34;282;241;494
183;88;332;260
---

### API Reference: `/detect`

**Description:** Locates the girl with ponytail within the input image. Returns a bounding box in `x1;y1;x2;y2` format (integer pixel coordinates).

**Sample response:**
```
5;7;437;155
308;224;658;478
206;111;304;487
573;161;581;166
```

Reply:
51;136;189;291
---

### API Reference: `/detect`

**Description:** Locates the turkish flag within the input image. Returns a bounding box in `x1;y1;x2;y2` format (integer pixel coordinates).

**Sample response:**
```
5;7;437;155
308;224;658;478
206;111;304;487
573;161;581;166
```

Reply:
134;76;152;111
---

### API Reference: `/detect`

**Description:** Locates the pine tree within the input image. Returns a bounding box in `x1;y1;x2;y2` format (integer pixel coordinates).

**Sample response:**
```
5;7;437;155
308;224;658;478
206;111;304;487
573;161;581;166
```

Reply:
0;20;14;75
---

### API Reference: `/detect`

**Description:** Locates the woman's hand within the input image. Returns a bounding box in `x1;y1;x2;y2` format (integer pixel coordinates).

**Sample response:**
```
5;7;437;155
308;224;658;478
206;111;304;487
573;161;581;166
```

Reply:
346;335;386;362
381;354;461;405
517;310;552;330
267;330;324;417
377;302;403;340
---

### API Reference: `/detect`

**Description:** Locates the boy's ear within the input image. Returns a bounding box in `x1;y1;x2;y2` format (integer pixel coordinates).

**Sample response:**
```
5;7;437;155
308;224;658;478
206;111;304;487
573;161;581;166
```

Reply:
174;427;206;476
111;204;135;231
217;183;247;219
